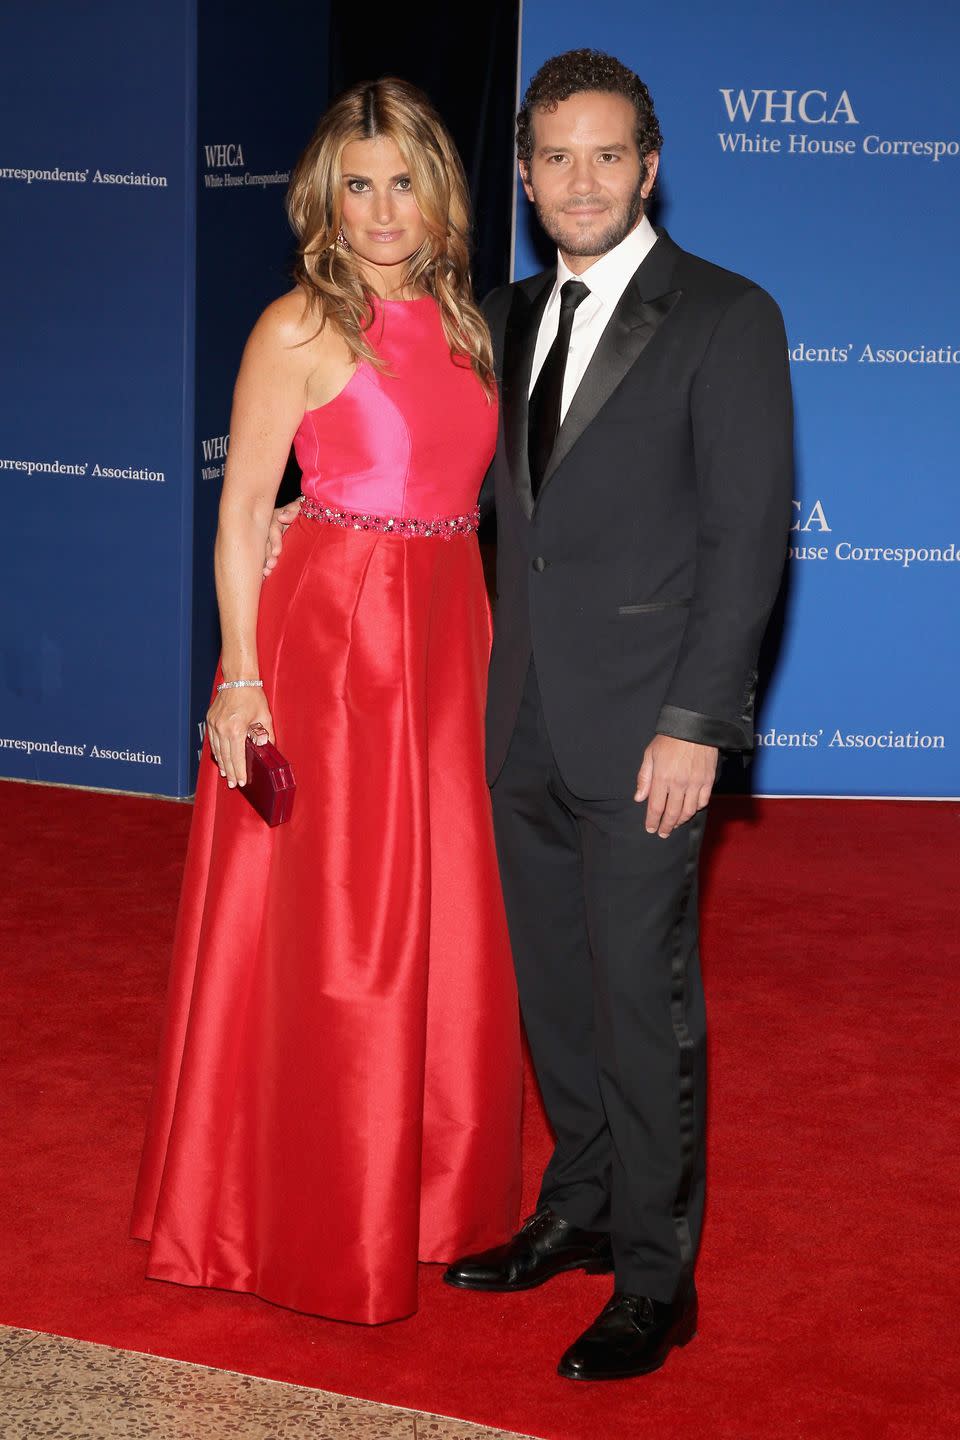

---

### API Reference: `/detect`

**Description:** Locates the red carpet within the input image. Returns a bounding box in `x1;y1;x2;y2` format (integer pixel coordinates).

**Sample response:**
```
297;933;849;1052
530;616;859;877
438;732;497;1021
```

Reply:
1;778;958;1438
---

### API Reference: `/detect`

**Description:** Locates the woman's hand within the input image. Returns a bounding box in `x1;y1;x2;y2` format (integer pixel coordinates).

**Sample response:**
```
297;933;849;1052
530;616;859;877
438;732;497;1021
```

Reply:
206;687;275;789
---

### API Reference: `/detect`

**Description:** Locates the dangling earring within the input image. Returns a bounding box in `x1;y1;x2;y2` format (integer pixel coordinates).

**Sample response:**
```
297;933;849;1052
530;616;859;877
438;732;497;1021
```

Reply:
336;225;350;251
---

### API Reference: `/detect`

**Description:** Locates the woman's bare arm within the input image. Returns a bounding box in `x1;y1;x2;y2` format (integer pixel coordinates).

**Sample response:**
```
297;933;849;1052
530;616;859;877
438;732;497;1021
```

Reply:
206;293;321;788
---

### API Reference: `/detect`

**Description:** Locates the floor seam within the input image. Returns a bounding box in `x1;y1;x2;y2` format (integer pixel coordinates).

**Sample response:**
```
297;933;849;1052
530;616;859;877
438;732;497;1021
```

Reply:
0;1326;41;1373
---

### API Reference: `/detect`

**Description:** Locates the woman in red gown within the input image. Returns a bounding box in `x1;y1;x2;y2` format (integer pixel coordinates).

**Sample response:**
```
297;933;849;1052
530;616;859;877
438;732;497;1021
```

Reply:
131;79;522;1324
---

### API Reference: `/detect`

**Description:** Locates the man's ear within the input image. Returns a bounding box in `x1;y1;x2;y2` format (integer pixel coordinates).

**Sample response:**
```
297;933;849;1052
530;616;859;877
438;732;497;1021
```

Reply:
641;151;660;199
518;159;535;203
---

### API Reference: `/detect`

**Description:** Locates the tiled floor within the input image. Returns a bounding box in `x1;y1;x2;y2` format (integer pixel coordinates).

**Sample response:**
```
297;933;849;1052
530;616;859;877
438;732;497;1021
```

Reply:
0;1325;537;1440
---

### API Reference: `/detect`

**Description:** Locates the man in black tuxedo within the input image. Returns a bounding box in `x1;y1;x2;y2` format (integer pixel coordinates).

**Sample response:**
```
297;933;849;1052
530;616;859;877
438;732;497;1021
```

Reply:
443;51;793;1380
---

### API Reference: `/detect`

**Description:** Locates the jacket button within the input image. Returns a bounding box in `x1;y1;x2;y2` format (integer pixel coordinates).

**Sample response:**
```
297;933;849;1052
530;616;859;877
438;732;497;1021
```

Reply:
532;556;547;573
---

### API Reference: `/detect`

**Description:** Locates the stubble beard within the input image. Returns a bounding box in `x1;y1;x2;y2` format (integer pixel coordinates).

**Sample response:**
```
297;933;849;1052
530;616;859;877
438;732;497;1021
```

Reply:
534;176;646;259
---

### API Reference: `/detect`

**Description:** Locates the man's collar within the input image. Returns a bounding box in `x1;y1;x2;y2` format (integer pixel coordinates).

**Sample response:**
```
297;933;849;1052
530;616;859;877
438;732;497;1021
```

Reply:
554;213;659;306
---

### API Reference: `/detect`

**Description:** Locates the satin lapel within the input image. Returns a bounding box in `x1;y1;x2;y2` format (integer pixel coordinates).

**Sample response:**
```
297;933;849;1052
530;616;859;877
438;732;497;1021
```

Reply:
537;281;682;501
501;274;553;520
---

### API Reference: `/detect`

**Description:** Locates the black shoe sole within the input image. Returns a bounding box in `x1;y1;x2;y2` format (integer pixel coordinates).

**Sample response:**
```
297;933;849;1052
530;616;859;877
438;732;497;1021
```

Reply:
442;1256;614;1292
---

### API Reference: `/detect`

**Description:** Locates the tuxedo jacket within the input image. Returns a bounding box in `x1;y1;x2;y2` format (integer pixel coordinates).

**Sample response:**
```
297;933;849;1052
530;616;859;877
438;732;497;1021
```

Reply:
480;228;794;799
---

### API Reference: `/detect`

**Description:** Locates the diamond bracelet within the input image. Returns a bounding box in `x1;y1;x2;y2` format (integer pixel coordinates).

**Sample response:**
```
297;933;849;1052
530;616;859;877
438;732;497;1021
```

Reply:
216;679;263;693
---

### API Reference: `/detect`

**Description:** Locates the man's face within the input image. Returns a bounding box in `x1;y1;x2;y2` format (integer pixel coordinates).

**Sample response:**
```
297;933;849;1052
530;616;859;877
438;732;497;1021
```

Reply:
520;91;658;263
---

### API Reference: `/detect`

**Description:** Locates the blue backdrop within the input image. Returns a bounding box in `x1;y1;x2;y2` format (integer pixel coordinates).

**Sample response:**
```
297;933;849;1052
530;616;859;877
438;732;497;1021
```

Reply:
1;1;329;797
516;0;959;797
191;0;332;791
2;2;196;797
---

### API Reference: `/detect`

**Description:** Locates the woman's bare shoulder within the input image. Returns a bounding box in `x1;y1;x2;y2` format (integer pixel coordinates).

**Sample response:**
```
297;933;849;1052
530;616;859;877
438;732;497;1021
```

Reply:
239;287;353;409
250;287;322;351
237;289;344;395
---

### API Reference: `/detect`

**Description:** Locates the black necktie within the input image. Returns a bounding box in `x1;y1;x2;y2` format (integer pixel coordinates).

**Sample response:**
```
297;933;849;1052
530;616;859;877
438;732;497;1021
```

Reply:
528;279;591;500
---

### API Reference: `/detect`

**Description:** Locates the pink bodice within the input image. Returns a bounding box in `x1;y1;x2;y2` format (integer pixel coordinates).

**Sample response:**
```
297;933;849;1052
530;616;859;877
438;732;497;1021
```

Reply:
293;296;497;519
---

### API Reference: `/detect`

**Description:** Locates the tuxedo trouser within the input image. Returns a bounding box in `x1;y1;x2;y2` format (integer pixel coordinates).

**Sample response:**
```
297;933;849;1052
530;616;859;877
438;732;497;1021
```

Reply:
491;660;707;1303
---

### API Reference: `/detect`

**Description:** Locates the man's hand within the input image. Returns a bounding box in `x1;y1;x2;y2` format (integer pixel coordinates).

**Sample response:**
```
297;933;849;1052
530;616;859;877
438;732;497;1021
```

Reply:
263;498;303;577
634;735;718;838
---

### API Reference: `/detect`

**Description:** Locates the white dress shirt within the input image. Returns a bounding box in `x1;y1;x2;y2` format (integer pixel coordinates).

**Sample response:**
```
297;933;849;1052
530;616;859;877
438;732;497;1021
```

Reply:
528;213;659;422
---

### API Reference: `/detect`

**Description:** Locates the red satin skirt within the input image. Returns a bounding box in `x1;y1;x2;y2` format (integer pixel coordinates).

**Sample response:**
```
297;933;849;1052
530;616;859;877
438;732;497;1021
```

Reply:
131;514;523;1323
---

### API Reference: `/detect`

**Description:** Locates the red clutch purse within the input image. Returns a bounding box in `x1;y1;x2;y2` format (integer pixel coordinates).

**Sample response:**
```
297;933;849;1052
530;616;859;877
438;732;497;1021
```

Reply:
240;736;297;826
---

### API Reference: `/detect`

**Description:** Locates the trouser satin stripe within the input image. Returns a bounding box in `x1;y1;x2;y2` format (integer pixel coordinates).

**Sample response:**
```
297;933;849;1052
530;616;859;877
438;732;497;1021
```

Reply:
668;806;706;1282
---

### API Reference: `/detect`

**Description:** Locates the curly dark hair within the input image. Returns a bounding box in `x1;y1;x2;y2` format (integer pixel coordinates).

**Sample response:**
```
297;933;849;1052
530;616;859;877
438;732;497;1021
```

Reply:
516;49;663;174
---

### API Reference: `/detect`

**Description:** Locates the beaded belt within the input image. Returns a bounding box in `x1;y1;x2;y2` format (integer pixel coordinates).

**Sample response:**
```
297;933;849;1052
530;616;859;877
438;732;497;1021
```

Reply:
300;496;480;539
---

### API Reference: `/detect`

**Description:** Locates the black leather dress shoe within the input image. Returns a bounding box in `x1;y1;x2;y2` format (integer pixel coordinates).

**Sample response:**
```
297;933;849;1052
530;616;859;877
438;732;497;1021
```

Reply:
557;1288;698;1380
443;1207;613;1292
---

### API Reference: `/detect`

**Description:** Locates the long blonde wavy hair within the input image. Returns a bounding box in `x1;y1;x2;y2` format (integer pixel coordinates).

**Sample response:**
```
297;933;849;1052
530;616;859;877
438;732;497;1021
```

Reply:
287;79;494;391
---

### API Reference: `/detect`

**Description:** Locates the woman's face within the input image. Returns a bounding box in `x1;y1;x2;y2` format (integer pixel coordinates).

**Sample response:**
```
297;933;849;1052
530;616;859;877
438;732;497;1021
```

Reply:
339;135;429;286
